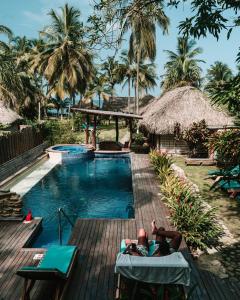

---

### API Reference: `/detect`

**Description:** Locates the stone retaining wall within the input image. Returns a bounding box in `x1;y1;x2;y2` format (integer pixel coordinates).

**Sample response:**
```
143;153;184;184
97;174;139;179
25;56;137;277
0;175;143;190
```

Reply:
0;192;22;218
0;141;48;183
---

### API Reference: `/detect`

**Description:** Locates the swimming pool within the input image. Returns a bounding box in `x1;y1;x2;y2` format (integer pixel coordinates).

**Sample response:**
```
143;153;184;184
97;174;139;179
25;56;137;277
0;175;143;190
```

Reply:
22;155;134;248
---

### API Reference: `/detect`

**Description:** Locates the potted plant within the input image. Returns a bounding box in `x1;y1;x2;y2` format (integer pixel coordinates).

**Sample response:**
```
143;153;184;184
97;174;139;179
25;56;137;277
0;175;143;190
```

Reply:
130;133;150;153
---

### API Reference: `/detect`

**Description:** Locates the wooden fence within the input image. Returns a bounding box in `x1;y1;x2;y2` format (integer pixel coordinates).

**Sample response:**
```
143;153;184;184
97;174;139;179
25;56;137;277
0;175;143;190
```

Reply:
0;127;44;165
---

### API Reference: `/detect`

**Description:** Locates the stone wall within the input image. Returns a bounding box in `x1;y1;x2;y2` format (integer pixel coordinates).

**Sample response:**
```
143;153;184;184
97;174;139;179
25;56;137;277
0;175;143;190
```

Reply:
0;191;22;218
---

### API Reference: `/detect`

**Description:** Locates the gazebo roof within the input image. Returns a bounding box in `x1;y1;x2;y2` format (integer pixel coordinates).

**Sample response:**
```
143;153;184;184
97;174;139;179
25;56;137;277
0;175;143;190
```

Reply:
71;108;143;119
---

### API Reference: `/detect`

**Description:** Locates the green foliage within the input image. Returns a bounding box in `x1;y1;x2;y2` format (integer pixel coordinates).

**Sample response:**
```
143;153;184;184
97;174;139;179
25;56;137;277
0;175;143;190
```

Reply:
130;144;150;154
178;1;240;40
208;129;240;166
161;37;204;91
182;120;210;158
31;4;94;101
73;113;83;131
209;75;240;119
150;150;222;250
149;150;173;182
205;61;233;95
133;132;145;145
43;120;83;145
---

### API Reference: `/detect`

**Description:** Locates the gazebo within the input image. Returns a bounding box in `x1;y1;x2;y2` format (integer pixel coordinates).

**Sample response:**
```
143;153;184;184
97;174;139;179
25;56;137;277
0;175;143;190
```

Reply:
71;108;142;149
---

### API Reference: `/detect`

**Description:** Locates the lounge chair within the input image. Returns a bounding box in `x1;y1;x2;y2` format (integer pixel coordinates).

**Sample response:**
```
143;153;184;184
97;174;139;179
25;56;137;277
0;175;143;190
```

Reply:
115;240;191;299
208;165;240;177
16;245;78;300
218;179;240;191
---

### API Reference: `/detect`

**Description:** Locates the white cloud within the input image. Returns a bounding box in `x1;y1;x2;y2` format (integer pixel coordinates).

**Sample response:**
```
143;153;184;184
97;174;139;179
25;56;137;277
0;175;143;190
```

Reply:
23;11;48;24
22;0;92;27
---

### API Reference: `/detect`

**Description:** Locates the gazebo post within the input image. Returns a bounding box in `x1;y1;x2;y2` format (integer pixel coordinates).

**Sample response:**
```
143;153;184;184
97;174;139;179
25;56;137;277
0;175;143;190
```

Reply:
85;114;90;145
115;117;119;143
129;119;133;148
92;115;97;149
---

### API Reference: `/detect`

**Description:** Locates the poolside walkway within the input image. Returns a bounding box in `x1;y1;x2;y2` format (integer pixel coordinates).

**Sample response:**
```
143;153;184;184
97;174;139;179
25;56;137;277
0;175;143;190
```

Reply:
0;154;240;299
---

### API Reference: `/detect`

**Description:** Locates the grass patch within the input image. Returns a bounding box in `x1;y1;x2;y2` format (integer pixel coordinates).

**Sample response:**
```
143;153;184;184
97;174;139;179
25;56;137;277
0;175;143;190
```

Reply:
54;120;128;143
173;156;240;239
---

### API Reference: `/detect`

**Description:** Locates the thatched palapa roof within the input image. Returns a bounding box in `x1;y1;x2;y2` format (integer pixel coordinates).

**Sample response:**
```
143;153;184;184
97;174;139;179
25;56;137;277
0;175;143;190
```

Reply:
140;86;235;135
0;101;22;125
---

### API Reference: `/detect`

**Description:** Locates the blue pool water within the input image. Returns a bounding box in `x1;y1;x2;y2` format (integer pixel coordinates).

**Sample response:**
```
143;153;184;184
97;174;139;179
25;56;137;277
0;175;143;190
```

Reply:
52;145;89;153
23;156;134;248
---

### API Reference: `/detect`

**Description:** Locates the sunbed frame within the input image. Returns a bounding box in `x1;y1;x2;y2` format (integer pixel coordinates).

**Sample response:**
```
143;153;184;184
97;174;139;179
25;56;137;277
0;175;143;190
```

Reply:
16;248;78;300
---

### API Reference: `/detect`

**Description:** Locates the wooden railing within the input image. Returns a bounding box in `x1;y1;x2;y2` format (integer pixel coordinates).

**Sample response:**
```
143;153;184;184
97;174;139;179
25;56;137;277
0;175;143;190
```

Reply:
0;127;44;165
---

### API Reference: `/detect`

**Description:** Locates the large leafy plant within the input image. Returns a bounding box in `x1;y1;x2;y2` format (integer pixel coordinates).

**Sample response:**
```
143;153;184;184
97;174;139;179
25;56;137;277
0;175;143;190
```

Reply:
150;150;222;250
208;129;240;166
182;120;210;158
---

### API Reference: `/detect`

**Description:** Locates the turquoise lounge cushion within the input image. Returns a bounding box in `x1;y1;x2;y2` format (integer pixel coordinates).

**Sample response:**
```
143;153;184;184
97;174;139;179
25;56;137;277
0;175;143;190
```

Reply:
120;239;156;257
219;180;240;190
38;245;77;274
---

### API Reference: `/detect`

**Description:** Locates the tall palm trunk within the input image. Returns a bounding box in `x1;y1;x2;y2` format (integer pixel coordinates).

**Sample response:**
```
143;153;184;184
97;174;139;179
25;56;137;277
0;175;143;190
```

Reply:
98;93;101;109
134;82;137;113
128;76;131;113
60;103;63;120
136;49;140;114
111;83;114;109
38;101;41;122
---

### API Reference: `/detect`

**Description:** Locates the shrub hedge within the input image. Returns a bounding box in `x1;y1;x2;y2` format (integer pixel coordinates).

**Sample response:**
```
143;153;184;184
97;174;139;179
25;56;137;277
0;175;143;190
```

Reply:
149;150;222;251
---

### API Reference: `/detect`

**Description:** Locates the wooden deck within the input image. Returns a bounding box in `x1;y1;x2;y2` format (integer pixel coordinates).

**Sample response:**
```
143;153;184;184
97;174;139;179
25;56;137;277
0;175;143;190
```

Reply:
0;154;240;299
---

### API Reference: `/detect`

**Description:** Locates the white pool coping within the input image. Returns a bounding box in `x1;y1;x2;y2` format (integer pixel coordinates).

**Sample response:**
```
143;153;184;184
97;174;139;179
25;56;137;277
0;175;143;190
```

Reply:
11;159;60;197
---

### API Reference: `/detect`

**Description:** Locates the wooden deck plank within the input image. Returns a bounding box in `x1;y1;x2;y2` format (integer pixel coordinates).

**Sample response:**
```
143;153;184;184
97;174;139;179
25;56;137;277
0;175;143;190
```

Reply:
84;220;104;300
95;220;112;300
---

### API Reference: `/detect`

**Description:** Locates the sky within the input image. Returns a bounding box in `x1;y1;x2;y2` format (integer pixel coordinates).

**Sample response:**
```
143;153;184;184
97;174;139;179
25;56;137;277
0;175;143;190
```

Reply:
0;0;239;97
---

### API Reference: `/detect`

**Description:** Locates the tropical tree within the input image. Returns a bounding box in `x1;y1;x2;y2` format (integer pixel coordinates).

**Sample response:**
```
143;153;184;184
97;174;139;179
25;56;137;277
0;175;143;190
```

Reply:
205;61;233;94
121;0;169;113
209;75;240;119
161;37;204;92
101;57;121;104
0;25;12;51
118;50;134;112
31;4;94;111
0;25;25;109
82;74;111;109
119;50;157;113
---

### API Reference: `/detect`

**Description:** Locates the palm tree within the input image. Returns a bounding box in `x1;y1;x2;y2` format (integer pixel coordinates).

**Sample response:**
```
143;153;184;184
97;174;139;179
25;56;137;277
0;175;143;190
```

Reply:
205;61;233;94
101;57;121;104
118;50;134;113
0;25;24;109
119;50;157;112
82;75;111;109
0;25;12;51
121;0;169;113
161;37;204;92
31;4;93;109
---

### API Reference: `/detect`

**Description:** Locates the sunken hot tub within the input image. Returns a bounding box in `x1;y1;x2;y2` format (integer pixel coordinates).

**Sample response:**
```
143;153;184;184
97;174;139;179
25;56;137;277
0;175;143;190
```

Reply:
47;144;94;161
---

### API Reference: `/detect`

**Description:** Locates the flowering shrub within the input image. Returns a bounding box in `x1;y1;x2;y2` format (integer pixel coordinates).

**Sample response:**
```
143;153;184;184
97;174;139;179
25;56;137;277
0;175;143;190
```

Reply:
150;150;222;250
182;120;210;158
208;129;240;166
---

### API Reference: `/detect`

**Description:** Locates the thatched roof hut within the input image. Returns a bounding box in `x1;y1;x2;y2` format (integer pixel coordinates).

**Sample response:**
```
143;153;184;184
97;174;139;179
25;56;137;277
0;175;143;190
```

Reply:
140;86;235;134
140;86;235;155
0;101;22;126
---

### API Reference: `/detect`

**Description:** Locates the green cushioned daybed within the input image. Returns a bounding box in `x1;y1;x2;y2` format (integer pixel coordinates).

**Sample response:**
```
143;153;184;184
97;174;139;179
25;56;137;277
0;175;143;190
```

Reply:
218;179;240;191
16;245;78;300
208;165;240;177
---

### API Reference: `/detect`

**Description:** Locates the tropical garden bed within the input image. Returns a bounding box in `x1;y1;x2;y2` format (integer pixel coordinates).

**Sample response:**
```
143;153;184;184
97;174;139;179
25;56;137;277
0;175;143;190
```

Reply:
149;150;240;280
172;156;240;279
